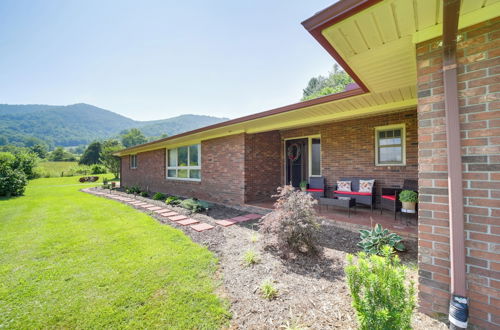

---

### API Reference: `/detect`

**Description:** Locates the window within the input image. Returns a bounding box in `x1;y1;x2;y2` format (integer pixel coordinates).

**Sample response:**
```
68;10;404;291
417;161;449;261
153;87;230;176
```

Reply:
310;138;321;176
130;154;137;169
167;144;201;180
375;124;405;166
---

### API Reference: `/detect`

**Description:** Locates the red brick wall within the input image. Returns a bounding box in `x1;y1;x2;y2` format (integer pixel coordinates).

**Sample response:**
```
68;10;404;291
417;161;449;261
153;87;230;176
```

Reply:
280;109;419;196
121;133;246;205
416;18;499;328
244;131;282;202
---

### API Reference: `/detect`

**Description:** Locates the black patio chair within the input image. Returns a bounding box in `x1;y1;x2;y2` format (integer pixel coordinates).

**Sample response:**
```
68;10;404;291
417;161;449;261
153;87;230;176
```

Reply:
306;176;325;199
380;179;418;220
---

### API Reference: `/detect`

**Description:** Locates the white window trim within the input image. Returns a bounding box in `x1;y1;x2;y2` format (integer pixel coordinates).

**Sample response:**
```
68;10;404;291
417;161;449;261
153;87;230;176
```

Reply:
375;123;406;166
283;135;322;183
130;154;137;169
166;144;201;182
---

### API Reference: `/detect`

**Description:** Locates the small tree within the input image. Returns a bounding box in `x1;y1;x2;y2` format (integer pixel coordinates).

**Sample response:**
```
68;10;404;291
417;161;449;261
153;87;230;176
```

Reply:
100;139;122;179
346;246;416;329
79;141;102;165
120;128;147;148
0;152;28;197
259;185;321;256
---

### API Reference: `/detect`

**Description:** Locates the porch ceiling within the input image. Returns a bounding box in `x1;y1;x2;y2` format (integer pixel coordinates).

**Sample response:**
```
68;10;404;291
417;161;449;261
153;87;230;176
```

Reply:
319;0;500;94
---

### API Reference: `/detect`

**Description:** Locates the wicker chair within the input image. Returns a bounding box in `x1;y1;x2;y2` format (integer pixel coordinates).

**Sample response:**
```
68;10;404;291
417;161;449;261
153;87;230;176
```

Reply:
380;179;418;220
306;177;325;199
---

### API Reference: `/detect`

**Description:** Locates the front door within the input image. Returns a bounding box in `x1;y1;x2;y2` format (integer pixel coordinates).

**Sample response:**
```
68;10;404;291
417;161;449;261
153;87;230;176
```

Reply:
285;138;308;187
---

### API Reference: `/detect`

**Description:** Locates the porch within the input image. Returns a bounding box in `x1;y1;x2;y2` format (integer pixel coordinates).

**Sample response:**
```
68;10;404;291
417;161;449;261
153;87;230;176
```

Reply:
246;199;418;239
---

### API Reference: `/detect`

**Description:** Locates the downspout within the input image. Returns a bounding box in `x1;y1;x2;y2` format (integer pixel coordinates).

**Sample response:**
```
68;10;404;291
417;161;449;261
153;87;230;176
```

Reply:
442;0;468;328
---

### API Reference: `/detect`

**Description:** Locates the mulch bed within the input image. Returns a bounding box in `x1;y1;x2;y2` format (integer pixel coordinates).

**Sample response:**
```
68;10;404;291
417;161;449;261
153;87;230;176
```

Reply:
88;187;448;329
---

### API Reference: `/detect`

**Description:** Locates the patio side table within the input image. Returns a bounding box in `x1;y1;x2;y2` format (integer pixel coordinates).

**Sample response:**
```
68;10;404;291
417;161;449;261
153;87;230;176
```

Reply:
319;197;356;218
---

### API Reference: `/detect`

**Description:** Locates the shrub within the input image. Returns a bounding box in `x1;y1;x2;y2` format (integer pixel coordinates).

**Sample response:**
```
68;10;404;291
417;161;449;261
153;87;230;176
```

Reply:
0;166;27;197
128;185;141;194
152;192;166;201
399;190;418;203
90;164;107;174
346;246;416;329
165;196;180;206
140;191;149;197
259;185;320;256
242;250;260;266
180;198;205;212
358;224;405;255
260;279;278;300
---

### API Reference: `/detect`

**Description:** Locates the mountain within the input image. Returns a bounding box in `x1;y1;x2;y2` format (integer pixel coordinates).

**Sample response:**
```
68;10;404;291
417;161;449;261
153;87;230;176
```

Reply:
0;103;229;147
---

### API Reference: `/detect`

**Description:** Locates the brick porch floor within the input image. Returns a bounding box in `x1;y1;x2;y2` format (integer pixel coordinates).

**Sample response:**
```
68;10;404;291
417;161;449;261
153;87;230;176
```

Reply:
245;199;417;239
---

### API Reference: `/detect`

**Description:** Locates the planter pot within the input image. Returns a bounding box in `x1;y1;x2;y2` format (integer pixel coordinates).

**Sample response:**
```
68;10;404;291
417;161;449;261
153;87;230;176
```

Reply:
402;201;416;213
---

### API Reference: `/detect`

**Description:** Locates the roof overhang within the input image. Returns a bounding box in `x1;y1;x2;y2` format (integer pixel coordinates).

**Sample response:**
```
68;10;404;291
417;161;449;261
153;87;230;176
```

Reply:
115;0;499;157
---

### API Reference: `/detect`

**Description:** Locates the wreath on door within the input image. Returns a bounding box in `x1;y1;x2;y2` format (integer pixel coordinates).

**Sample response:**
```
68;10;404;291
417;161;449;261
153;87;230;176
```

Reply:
287;143;301;162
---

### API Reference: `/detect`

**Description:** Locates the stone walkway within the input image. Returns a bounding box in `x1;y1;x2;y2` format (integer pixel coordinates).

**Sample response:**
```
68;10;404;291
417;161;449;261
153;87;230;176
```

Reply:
81;188;262;232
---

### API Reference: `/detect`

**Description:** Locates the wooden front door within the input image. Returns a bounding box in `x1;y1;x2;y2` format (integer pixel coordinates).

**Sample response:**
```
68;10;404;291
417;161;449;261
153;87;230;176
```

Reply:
285;138;308;187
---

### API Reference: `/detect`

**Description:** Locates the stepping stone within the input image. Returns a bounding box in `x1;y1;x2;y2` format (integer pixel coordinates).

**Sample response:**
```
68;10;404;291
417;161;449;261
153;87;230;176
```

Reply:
128;201;142;205
161;211;178;217
177;218;199;226
215;219;237;227
139;204;155;208
169;215;188;222
147;206;162;211
230;216;250;223
242;213;262;220
154;209;170;214
121;198;133;202
134;202;148;206
191;223;214;232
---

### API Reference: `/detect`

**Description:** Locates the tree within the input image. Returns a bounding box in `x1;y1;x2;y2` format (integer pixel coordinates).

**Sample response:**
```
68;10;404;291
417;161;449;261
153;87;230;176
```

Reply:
30;144;48;159
0;152;29;196
301;64;354;101
49;147;66;161
100;139;123;179
79;141;102;165
120;128;147;148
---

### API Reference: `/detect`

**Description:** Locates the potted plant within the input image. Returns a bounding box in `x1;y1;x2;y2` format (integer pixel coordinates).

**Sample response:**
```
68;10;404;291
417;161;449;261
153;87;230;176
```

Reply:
399;190;418;212
299;180;308;191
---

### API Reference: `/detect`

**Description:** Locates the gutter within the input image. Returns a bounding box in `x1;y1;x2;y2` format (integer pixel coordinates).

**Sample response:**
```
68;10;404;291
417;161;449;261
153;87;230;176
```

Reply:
442;0;468;328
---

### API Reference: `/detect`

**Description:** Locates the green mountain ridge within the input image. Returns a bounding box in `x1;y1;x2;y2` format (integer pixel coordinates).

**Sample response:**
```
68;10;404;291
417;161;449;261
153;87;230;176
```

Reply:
0;103;229;147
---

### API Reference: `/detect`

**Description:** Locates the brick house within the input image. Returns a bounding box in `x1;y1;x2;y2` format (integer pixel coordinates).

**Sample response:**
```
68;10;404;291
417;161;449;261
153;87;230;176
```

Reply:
115;0;499;328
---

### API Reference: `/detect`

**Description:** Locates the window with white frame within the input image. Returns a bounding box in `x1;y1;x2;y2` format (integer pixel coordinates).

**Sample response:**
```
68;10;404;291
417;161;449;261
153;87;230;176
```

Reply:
130;154;137;169
375;124;406;166
167;144;201;180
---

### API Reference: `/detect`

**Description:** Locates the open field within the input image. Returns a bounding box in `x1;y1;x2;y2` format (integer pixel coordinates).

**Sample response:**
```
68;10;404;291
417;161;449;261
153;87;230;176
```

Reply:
0;176;229;328
35;161;78;177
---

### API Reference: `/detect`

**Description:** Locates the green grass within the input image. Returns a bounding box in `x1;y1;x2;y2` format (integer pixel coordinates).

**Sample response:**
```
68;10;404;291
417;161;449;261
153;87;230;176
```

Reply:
36;161;78;177
0;176;230;329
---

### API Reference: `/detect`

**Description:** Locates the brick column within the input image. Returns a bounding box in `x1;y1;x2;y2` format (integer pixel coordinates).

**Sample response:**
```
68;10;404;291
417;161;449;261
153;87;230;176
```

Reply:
416;18;500;328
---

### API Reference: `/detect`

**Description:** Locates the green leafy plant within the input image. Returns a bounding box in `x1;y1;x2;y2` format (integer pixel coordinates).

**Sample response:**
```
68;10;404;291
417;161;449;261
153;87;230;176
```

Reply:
103;178;109;185
140;191;149;197
242;250;260;266
399;190;418;203
346;246;416;329
299;180;308;190
165;196;180;206
152;192;166;201
260;279;278;300
250;232;259;243
180;198;205;213
358;224;405;255
128;185;141;194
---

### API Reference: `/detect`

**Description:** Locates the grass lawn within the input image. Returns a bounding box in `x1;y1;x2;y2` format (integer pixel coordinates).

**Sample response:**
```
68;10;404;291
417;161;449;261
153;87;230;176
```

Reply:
0;176;230;329
36;161;78;177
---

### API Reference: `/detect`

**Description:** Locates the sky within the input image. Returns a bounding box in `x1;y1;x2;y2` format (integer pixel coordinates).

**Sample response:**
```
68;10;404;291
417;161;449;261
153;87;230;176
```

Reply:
0;0;338;121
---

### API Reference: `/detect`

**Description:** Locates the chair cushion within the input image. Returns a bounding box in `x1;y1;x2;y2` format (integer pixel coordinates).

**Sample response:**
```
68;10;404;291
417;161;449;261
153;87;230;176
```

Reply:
334;190;372;196
306;188;324;192
382;195;397;201
336;180;351;192
359;179;375;193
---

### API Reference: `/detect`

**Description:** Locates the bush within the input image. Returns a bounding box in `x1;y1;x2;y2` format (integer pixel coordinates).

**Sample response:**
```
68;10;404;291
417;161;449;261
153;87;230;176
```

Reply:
126;185;141;194
140;191;149;197
358;224;405;255
180;198;205;213
165;196;180;206
242;250;260;266
260;279;278;300
259;185;320;256
346;246;416;329
152;192;166;201
90;164;107;174
0;166;27;197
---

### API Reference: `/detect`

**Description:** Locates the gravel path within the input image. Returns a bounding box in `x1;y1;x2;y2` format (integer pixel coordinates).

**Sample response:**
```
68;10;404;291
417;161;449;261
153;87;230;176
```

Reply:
86;187;448;329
